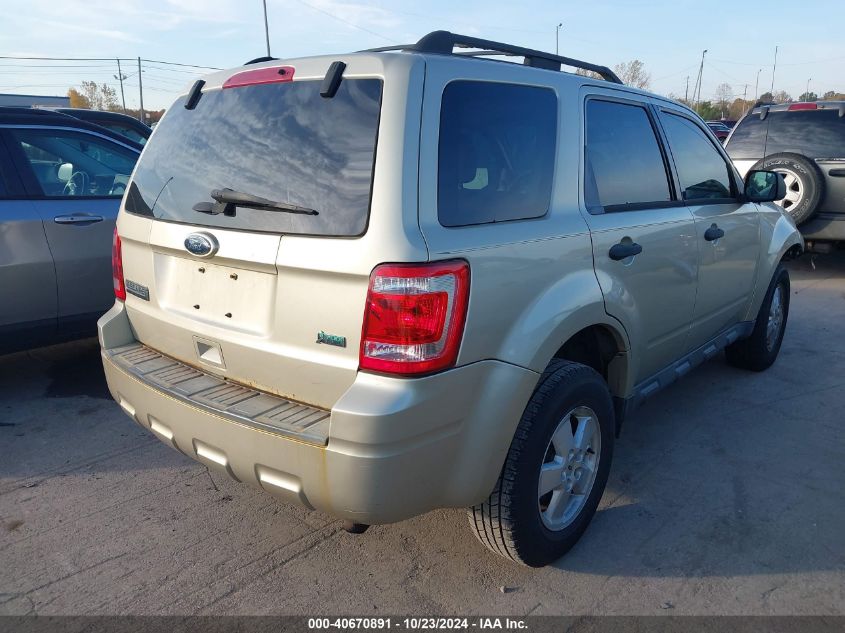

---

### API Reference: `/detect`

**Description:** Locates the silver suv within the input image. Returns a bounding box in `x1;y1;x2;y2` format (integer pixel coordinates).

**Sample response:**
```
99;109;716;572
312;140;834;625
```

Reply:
99;32;802;566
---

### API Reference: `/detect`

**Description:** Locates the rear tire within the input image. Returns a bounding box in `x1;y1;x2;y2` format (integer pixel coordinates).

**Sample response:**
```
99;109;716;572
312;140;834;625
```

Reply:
753;153;824;225
726;264;790;372
467;360;614;567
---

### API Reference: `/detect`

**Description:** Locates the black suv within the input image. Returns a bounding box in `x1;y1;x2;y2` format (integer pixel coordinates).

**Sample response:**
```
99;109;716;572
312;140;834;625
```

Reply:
724;101;845;244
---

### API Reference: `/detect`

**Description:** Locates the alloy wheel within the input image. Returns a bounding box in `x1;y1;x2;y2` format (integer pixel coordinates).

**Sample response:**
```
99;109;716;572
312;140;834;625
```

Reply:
538;406;601;531
767;283;785;351
774;168;803;213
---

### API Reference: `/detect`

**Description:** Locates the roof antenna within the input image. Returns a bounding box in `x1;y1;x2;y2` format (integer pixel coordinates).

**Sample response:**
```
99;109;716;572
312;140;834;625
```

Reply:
321;61;346;99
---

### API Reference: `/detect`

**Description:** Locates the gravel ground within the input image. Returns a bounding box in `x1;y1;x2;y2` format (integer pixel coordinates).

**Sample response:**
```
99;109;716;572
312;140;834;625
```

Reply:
1;252;844;616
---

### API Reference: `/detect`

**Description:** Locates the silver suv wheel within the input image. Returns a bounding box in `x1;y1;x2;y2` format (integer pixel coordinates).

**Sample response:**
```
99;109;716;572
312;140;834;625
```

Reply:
766;283;785;352
468;360;614;566
774;168;803;213
538;406;601;531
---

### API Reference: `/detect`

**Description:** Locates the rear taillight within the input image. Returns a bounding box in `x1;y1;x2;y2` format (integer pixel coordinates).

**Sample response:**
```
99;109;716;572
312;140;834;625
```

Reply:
360;260;470;376
112;228;126;301
788;102;817;111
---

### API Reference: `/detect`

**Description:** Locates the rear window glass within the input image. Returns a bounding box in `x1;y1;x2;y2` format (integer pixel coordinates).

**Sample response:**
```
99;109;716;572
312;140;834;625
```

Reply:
765;109;845;158
438;81;557;227
125;78;382;236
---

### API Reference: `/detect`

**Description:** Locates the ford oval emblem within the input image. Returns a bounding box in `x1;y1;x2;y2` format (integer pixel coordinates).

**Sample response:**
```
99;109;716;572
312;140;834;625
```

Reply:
184;232;218;258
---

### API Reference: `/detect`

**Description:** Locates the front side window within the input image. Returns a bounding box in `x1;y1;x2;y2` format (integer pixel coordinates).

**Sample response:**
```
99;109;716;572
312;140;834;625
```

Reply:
661;113;733;201
11;128;137;198
438;81;557;227
585;99;672;210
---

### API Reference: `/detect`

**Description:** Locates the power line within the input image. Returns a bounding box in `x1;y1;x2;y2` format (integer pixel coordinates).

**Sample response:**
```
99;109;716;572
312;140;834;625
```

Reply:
0;63;116;69
292;0;401;44
138;58;220;70
0;55;220;70
136;63;206;74
709;54;845;67
705;60;744;84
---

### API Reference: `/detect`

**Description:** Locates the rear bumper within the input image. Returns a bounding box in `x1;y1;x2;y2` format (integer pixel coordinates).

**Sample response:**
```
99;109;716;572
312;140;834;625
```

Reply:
99;302;540;524
801;214;845;242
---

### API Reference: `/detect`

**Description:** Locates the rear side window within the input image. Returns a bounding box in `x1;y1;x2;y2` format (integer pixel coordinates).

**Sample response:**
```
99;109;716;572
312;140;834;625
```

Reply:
660;113;733;201
724;115;767;160
103;123;147;145
584;99;672;210
10;128;137;198
126;78;382;236
765;110;845;158
438;81;557;227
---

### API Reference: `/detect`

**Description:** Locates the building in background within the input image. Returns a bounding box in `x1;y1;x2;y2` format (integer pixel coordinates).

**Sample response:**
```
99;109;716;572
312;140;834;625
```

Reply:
0;93;70;107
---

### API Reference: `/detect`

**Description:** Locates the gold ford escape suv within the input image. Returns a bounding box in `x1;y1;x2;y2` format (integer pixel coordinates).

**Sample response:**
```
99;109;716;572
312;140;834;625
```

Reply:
99;31;803;566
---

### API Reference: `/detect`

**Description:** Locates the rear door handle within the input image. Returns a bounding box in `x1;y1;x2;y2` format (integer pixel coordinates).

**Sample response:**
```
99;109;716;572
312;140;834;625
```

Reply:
704;224;725;241
54;214;104;225
608;242;643;261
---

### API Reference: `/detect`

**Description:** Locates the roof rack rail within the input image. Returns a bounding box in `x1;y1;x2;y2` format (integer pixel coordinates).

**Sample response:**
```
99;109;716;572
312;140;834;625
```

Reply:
363;30;622;84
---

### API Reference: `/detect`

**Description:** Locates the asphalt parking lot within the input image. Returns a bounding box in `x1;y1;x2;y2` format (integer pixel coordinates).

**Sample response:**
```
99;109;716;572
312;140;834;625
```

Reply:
1;252;843;616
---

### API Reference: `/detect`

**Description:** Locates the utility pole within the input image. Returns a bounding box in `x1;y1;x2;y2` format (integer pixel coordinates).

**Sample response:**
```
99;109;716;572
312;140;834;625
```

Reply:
754;68;762;102
684;75;690;102
263;0;271;57
555;23;562;55
114;58;127;114
137;57;145;124
694;49;707;109
805;77;812;100
770;45;778;96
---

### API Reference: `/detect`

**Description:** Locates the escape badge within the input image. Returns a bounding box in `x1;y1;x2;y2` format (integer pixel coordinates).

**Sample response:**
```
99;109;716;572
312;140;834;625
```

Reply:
316;331;347;348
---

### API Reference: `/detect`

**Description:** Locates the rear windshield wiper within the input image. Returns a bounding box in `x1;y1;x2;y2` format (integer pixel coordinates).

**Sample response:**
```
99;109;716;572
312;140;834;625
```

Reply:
192;188;318;216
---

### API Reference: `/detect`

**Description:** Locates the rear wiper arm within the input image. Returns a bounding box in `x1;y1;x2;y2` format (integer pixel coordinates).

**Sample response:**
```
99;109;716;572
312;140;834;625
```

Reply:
192;188;318;216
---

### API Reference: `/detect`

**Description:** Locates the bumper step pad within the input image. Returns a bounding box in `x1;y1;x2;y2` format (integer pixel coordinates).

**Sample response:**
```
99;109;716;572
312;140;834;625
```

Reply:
107;343;329;444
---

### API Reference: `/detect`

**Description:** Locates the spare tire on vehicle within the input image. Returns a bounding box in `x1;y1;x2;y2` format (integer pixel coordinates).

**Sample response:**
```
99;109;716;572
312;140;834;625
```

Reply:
752;153;824;225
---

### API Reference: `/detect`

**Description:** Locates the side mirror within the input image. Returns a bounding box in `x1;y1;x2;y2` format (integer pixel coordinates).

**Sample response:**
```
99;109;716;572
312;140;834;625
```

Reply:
745;170;786;203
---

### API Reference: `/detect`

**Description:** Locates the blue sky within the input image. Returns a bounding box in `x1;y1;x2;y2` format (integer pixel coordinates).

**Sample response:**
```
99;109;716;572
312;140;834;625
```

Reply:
1;0;843;110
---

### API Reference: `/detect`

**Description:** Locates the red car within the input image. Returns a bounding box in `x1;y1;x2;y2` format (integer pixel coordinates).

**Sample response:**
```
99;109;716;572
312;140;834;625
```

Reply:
706;121;731;141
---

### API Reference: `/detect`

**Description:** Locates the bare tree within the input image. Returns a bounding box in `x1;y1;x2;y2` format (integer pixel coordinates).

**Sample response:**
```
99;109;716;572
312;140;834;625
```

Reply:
772;90;792;104
715;82;732;116
75;81;119;110
574;68;603;80
613;60;651;90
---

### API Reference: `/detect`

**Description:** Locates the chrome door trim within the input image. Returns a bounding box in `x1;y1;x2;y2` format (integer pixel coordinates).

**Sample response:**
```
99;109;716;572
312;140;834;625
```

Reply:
53;214;105;225
0;124;141;153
